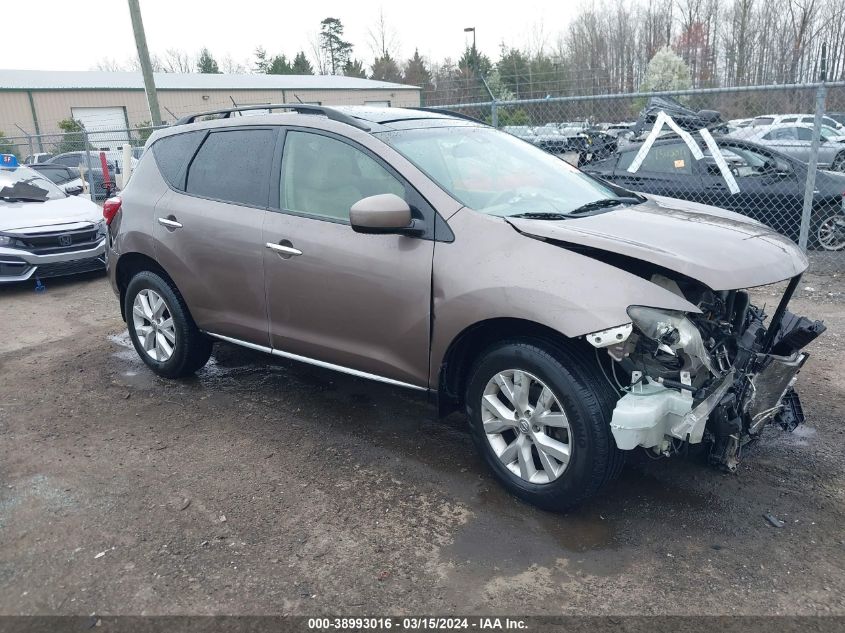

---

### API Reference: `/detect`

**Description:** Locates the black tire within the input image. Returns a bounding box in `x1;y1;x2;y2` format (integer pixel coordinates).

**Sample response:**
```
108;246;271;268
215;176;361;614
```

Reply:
124;270;212;378
465;339;623;511
831;152;845;173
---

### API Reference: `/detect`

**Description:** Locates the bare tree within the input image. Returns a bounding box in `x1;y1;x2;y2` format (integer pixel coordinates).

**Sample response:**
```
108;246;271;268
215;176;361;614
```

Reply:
162;48;193;73
220;55;247;74
368;8;399;58
93;58;125;72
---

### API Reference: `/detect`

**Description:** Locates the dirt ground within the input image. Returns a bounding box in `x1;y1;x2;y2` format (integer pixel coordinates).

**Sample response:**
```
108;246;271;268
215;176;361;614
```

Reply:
0;269;843;616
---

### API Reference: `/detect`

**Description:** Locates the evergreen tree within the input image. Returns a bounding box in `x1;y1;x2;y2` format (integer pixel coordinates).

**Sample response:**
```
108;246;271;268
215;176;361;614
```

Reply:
291;51;314;75
268;55;293;74
403;50;433;92
254;46;270;73
197;48;220;73
343;59;367;78
370;53;403;82
319;18;353;75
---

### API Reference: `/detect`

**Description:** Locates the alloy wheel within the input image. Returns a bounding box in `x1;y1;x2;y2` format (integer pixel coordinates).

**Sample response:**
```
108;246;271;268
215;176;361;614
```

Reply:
817;215;845;251
481;369;572;484
132;289;177;362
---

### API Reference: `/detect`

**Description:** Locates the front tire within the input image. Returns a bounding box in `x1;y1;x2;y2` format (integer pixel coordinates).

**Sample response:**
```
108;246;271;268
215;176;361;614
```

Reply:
465;340;623;511
125;270;212;378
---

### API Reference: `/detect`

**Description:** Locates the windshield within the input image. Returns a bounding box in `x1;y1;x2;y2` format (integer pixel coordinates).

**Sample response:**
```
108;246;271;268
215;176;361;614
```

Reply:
377;126;622;217
0;166;66;202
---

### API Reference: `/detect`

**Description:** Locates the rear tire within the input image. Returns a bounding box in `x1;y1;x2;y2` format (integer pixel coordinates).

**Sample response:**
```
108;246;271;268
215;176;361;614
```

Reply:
125;270;212;378
465;339;623;511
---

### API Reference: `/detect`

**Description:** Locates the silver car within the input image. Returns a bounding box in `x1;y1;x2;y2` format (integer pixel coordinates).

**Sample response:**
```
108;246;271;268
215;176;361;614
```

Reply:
730;123;845;171
0;155;106;283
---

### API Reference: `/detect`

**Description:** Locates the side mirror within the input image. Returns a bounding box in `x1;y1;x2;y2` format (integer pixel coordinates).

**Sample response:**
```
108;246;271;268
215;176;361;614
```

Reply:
64;184;84;196
349;194;422;235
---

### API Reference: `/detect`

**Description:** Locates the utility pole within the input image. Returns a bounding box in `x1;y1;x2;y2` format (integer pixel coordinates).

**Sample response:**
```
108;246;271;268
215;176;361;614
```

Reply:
127;0;162;125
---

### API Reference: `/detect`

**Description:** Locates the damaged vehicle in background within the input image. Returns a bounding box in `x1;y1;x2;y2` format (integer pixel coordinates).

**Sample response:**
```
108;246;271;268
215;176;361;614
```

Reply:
106;105;824;510
0;154;106;283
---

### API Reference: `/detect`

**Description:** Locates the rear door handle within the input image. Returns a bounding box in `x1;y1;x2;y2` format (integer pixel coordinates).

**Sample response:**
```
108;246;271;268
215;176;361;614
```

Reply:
158;217;183;229
266;241;302;257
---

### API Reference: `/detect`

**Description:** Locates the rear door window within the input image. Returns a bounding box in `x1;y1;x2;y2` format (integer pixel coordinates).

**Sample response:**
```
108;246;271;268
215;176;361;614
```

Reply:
152;131;204;190
795;127;814;141
185;128;277;207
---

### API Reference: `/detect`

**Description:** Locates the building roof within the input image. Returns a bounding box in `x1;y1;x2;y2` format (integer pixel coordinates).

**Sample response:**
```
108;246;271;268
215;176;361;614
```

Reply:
0;69;417;91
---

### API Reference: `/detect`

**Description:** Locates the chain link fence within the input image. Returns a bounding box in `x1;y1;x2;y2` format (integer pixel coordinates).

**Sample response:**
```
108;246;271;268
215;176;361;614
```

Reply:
430;82;845;276
0;124;165;201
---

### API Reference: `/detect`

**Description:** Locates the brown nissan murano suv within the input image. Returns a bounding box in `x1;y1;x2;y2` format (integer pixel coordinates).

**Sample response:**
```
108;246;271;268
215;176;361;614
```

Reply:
105;105;824;510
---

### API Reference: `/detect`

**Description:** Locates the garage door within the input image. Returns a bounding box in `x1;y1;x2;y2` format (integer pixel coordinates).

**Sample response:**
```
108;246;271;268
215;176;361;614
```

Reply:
70;107;130;150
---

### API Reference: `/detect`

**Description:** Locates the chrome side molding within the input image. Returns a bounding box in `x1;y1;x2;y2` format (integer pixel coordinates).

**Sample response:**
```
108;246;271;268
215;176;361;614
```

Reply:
206;331;429;392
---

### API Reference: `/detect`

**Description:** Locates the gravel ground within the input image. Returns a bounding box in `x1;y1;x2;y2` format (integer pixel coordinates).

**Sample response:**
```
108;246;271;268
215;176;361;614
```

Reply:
0;270;843;616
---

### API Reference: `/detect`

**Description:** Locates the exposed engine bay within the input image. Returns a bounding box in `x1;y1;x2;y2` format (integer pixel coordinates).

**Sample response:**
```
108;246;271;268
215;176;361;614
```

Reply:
589;273;826;471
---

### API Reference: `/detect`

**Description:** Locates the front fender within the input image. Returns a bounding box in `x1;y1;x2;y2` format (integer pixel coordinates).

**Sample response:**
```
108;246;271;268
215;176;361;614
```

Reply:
429;209;698;386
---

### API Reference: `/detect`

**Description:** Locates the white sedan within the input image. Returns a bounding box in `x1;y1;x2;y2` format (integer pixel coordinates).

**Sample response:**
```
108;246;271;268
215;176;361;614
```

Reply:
0;155;106;283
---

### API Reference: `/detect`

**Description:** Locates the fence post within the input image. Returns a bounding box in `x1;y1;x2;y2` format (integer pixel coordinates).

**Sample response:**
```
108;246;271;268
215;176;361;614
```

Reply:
799;83;827;252
82;129;97;203
491;101;498;128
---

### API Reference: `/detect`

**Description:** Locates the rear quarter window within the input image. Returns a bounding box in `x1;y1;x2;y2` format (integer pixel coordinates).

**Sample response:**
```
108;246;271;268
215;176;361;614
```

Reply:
152;131;205;190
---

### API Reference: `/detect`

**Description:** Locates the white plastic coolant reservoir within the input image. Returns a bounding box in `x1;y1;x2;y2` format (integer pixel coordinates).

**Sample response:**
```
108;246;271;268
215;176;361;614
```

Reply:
610;375;693;450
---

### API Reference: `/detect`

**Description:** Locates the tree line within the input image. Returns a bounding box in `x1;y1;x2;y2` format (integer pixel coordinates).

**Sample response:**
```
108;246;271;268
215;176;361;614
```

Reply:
93;0;845;105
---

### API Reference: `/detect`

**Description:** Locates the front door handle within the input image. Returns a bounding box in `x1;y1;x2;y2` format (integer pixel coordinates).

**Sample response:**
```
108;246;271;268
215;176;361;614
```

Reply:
266;241;302;258
158;217;183;229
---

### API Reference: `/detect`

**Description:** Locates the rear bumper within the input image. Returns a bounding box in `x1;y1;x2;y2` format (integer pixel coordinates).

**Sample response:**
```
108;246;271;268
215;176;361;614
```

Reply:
0;239;106;283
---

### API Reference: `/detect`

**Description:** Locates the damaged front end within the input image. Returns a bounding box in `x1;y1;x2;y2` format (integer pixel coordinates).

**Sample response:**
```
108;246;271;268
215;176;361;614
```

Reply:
591;274;825;471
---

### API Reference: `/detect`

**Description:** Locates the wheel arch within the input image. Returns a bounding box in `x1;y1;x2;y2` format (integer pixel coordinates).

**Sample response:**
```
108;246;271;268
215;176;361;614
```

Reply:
436;317;594;418
114;252;175;321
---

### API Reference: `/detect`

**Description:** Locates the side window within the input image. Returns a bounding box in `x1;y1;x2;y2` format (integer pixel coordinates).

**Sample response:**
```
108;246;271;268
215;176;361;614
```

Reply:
185;128;277;207
616;143;693;174
152;131;204;190
281;130;405;222
764;128;796;141
782;117;798;123
795;127;814;141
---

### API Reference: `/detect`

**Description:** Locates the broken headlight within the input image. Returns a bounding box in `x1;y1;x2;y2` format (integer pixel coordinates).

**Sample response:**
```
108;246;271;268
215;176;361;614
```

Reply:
626;306;716;375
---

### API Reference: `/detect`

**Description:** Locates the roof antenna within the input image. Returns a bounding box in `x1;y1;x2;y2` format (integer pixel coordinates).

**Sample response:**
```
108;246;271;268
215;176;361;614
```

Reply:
229;95;241;116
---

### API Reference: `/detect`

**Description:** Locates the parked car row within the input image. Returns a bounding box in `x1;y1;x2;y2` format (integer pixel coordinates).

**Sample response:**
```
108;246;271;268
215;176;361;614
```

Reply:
503;121;627;166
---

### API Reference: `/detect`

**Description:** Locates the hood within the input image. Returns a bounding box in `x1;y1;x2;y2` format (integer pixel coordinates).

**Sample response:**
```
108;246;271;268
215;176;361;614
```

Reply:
0;195;102;232
507;195;808;291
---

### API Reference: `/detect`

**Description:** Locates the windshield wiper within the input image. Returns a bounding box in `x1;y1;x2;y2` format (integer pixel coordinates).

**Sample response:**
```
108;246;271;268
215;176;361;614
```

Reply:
509;211;571;220
568;196;643;215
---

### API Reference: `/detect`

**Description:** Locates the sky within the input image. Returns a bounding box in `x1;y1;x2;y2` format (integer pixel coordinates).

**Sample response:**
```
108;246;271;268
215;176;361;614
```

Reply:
3;0;580;73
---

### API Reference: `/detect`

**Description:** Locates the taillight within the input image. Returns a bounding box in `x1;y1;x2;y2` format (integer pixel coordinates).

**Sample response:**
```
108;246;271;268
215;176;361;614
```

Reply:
103;197;122;225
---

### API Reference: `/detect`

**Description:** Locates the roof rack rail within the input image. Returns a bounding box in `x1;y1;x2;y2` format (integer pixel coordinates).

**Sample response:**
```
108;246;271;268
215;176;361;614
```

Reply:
174;104;371;131
409;107;486;125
